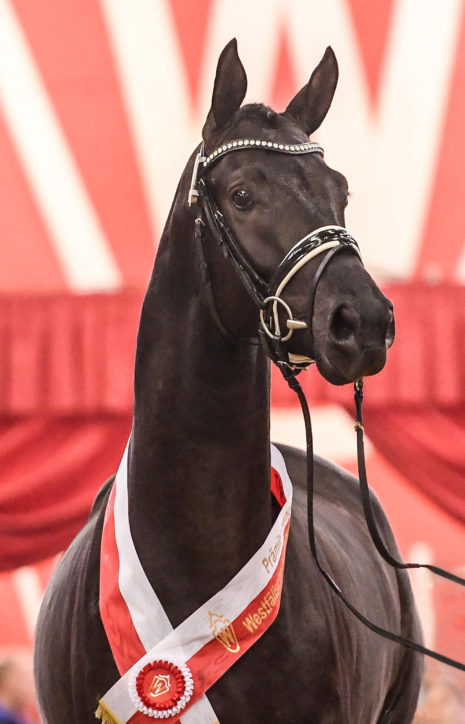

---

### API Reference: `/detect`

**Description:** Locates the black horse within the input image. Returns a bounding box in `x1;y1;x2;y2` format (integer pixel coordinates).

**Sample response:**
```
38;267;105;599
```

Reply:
34;41;422;723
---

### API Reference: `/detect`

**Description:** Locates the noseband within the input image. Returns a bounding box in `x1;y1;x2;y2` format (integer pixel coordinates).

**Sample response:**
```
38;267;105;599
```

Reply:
188;139;360;369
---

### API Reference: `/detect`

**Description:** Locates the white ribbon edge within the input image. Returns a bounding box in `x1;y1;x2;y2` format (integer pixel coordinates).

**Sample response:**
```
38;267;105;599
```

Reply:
111;441;218;724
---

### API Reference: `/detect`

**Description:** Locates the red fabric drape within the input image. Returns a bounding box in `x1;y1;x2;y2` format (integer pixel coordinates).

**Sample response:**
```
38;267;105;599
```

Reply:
361;406;465;526
2;284;465;414
0;416;131;570
1;284;465;570
0;292;142;414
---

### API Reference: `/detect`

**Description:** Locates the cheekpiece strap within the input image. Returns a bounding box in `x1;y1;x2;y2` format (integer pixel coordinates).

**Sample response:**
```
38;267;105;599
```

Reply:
188;144;206;207
198;178;268;307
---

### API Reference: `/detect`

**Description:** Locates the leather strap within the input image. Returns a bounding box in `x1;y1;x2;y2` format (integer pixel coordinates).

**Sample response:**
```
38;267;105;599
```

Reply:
354;379;465;587
280;366;465;672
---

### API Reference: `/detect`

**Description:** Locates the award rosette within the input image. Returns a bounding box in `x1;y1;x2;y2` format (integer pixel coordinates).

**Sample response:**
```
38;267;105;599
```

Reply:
129;659;193;719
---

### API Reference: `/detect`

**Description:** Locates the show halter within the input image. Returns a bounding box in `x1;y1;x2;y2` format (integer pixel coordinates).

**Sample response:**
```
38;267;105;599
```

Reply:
191;136;465;672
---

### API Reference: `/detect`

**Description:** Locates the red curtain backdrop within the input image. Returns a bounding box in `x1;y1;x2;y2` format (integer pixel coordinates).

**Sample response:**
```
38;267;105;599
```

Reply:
0;416;131;570
361;406;465;528
1;283;465;570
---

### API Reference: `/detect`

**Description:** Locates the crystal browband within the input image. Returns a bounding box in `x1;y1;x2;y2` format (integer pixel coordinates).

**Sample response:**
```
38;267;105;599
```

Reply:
188;139;324;206
202;139;324;168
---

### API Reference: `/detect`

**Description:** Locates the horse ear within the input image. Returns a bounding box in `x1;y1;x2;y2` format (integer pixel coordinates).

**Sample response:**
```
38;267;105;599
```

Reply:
285;47;338;136
202;39;247;141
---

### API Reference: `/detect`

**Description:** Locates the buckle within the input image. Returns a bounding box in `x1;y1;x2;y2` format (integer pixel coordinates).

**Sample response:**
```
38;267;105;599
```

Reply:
260;296;307;342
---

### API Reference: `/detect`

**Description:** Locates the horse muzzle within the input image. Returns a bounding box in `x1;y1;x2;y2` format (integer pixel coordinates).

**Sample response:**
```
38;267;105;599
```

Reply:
313;294;395;385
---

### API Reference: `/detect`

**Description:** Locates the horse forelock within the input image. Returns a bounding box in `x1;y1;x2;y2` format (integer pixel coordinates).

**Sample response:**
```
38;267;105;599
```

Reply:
236;103;279;124
204;103;306;154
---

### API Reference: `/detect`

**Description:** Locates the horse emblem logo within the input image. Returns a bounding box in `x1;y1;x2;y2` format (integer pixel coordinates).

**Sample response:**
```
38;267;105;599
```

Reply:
132;659;194;717
209;611;240;653
148;672;171;698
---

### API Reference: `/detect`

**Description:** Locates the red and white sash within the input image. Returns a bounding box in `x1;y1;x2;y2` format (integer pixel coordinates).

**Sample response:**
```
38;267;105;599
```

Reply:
96;442;293;724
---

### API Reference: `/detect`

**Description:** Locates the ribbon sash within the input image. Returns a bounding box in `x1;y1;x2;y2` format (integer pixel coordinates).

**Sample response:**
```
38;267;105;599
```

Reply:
98;443;293;723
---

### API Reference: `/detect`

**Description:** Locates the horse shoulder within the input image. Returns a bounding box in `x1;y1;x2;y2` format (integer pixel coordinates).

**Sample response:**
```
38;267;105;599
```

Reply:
275;442;423;722
34;479;117;722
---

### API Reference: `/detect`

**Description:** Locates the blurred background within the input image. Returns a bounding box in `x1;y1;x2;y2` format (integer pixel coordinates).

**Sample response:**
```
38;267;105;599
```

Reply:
0;0;465;721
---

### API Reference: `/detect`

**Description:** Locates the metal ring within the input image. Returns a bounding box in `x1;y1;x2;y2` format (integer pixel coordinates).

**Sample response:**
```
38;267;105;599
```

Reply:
260;295;294;342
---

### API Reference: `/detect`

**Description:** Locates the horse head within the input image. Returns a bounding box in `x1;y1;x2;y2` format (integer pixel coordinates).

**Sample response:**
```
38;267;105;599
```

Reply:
193;39;394;385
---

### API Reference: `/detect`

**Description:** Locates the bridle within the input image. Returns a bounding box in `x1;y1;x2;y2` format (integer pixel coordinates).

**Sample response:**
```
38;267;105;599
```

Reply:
188;136;465;675
188;138;360;369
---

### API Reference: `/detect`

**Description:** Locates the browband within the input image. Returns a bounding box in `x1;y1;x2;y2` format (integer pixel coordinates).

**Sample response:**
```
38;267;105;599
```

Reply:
188;139;324;206
203;138;324;168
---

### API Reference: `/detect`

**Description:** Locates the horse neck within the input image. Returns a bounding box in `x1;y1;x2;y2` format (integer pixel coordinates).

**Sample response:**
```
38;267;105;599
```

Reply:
127;197;274;617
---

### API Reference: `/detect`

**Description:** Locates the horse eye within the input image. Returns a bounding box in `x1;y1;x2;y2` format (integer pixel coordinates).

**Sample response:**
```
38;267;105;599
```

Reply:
232;189;252;209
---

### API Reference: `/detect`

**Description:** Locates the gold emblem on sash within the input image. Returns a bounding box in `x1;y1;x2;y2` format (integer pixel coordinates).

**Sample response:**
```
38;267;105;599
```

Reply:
148;673;171;698
209;611;240;653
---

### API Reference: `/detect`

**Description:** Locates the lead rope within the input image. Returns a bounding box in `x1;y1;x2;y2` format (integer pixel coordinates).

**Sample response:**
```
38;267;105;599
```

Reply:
280;364;465;672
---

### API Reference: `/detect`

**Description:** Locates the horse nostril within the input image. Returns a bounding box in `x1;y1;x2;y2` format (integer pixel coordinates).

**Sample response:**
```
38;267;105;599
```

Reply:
385;309;395;348
329;305;358;344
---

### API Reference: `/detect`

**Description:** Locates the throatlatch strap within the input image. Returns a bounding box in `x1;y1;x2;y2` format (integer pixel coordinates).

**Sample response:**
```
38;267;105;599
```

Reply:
280;366;465;673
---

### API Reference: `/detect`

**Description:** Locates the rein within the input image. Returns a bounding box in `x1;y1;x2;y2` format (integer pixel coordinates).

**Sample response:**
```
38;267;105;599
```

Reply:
285;367;465;672
191;137;465;672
